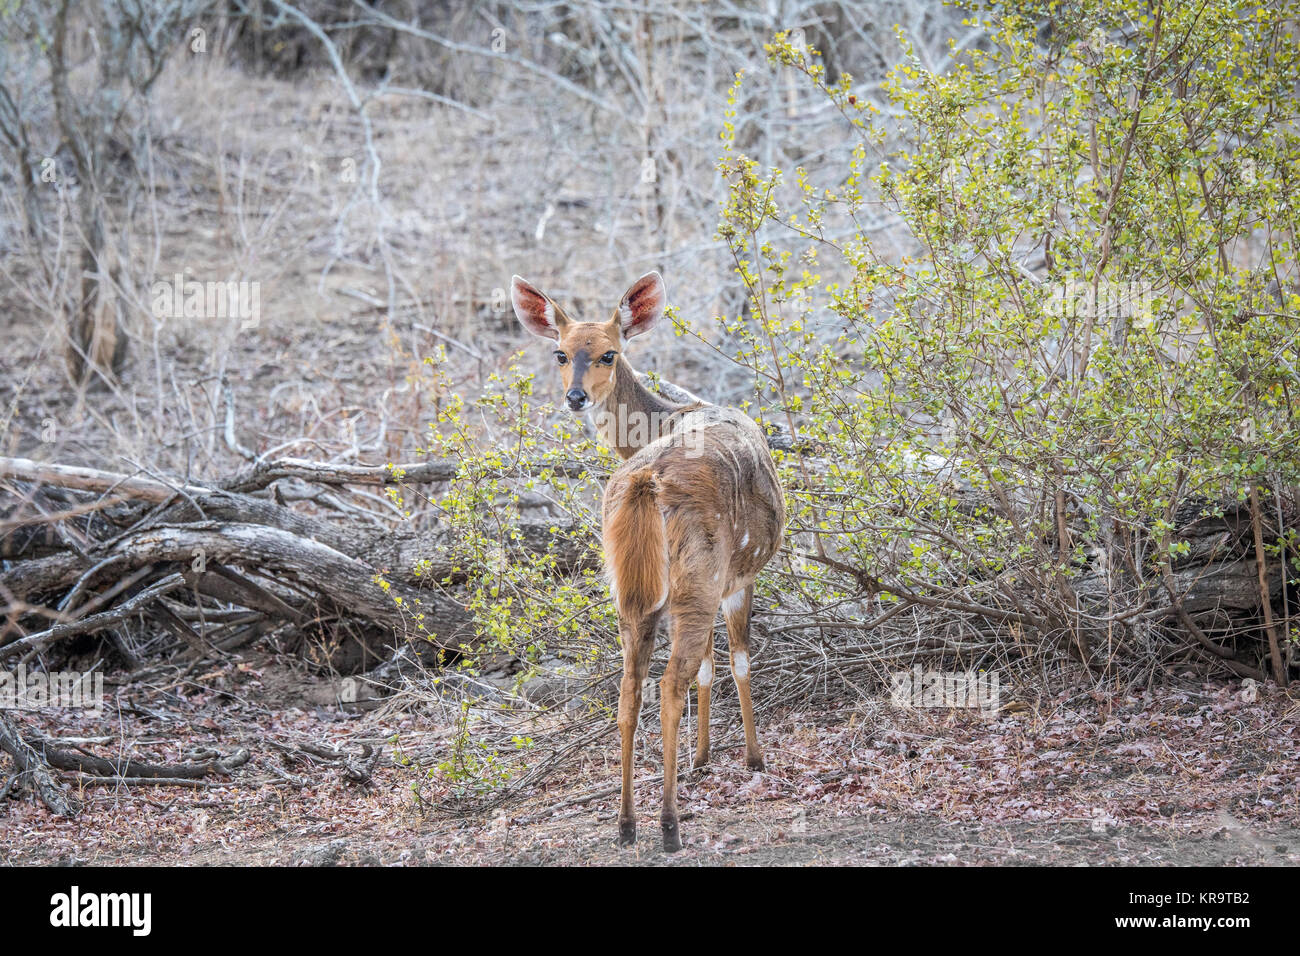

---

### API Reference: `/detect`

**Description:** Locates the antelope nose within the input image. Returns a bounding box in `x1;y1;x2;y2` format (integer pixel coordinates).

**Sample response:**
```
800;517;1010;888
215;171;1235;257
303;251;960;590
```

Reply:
566;388;588;410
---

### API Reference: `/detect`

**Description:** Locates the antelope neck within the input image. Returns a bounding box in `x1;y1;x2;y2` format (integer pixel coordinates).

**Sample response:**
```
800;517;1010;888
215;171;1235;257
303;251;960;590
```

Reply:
592;355;690;459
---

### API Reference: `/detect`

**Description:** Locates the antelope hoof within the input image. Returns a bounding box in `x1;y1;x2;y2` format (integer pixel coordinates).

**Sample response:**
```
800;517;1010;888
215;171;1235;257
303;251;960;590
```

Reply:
692;750;710;770
661;818;682;853
746;754;766;772
617;819;636;847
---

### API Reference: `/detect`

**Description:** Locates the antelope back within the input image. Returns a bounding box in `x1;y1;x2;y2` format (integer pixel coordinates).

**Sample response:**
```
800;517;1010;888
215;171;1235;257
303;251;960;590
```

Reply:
615;406;785;603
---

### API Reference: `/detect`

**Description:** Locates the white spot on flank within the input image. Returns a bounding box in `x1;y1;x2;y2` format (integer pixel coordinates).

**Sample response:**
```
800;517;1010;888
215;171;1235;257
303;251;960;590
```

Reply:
697;659;712;687
720;590;746;615
740;532;750;547
733;651;750;680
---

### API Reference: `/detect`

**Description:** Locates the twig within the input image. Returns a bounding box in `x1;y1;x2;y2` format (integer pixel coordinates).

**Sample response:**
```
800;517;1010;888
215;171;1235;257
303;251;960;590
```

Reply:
1;572;186;662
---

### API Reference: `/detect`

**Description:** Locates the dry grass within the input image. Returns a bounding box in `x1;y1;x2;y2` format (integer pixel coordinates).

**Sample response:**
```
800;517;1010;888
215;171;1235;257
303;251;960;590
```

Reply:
1;48;769;473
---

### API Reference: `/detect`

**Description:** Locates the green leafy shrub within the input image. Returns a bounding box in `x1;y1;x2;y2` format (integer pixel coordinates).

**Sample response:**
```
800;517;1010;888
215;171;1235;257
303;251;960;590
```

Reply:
716;0;1299;681
387;348;622;805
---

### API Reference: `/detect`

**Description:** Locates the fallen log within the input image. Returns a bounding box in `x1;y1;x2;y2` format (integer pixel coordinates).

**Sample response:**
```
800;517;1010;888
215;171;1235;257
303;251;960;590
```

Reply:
1;522;476;655
28;731;251;780
0;454;599;664
0;712;254;814
0;713;79;816
0;452;1290;684
0;457;594;582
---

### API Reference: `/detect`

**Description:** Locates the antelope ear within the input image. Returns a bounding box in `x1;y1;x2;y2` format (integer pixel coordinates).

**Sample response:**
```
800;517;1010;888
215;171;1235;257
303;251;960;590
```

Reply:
512;276;565;340
614;272;666;340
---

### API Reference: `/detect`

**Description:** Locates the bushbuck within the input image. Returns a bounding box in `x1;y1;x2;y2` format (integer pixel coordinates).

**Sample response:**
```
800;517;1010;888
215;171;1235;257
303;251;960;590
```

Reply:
512;271;785;852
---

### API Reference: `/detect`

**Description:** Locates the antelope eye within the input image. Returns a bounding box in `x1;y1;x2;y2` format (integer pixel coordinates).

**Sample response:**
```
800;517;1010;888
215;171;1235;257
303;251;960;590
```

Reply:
599;351;617;365
553;351;569;366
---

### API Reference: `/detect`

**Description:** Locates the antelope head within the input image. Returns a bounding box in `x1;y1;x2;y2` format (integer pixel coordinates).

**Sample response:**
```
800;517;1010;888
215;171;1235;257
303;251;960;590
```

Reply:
511;272;666;412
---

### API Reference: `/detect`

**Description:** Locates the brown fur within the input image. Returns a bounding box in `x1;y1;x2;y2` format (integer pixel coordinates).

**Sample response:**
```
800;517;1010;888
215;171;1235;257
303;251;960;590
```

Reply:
603;405;784;853
554;319;622;403
513;272;785;853
601;468;667;619
607;407;785;617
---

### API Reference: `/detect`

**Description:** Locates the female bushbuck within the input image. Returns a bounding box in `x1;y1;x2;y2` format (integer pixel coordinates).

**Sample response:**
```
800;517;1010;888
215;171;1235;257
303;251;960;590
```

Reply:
512;271;785;852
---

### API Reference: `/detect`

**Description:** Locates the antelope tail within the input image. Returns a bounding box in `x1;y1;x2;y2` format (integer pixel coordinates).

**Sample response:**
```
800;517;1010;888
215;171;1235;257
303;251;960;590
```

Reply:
604;468;667;618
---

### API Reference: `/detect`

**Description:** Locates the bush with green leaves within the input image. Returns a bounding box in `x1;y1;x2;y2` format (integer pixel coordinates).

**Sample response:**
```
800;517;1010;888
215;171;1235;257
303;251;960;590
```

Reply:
385;348;624;805
714;0;1299;683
